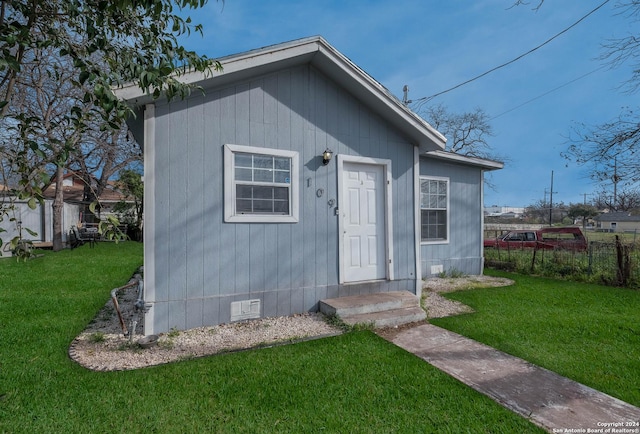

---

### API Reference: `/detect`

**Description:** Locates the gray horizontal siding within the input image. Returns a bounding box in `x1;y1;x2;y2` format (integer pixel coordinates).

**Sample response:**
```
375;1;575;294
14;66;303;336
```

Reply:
420;157;484;278
146;64;418;334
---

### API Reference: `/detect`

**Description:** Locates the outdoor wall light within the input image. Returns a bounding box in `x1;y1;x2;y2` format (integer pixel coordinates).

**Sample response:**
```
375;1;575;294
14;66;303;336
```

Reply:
322;148;333;165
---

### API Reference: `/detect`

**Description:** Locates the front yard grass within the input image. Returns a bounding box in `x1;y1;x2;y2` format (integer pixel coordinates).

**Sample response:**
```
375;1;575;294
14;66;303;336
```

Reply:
431;269;640;407
0;243;543;433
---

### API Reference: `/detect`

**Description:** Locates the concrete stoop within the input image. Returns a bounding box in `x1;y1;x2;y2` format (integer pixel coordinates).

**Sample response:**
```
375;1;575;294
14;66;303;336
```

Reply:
319;290;426;328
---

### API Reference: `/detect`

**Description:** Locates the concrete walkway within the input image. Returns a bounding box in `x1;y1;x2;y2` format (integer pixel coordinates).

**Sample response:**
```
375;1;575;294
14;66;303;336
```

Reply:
392;324;640;433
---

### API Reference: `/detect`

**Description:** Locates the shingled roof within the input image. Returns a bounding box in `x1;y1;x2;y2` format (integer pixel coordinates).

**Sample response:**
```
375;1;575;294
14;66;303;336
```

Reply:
42;172;131;204
595;211;640;222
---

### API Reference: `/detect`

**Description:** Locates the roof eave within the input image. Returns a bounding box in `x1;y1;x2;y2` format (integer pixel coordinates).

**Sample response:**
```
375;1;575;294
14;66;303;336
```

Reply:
423;150;504;171
114;37;321;104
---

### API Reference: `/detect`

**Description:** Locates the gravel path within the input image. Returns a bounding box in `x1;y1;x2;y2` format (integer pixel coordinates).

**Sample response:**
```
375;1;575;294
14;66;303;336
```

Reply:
423;275;514;318
69;275;513;371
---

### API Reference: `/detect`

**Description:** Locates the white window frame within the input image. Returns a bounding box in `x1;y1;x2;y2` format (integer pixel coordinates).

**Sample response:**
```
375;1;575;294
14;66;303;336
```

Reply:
420;176;450;244
224;144;299;223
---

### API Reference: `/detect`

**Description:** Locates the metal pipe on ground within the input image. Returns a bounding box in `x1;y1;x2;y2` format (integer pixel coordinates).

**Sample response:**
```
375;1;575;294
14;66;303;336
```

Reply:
110;281;138;336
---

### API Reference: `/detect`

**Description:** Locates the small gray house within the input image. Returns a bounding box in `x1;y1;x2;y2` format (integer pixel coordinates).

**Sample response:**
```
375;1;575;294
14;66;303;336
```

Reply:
116;37;502;335
595;211;640;233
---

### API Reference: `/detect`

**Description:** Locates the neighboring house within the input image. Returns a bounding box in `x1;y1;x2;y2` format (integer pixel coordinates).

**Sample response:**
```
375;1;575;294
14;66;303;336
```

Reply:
0;197;80;255
116;36;503;335
0;172;132;255
484;206;525;217
595;212;640;233
2;182;79;252
42;171;133;225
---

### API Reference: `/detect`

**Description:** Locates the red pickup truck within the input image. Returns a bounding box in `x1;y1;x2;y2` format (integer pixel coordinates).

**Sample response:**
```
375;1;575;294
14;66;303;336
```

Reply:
484;227;588;251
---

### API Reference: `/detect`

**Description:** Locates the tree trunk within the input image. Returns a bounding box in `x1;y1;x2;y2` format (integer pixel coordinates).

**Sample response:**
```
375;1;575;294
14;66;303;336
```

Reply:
52;165;65;251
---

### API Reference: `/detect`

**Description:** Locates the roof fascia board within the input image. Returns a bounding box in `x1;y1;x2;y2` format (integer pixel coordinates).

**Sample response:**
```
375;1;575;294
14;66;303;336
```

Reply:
114;38;321;104
423;150;504;171
311;40;445;150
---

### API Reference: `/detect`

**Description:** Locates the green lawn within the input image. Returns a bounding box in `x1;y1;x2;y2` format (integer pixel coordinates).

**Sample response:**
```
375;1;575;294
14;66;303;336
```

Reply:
0;243;543;433
432;269;640;407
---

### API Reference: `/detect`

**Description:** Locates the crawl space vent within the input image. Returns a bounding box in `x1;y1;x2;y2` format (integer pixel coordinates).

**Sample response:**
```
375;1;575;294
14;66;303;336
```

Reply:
230;299;261;322
431;264;444;275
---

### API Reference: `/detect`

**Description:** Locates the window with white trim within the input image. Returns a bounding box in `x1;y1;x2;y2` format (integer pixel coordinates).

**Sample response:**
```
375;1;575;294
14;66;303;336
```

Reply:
224;144;299;223
420;177;449;242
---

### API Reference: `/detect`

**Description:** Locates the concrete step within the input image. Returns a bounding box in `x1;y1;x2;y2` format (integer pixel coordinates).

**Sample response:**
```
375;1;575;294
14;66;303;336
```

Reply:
319;290;420;317
319;290;426;328
340;306;427;328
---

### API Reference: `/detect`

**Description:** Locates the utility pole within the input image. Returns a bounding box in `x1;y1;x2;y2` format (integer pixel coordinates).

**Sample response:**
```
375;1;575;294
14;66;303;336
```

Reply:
548;170;556;226
612;157;620;211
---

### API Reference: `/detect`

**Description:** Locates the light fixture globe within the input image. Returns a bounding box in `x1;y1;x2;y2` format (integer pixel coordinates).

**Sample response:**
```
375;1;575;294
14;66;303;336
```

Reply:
322;148;333;165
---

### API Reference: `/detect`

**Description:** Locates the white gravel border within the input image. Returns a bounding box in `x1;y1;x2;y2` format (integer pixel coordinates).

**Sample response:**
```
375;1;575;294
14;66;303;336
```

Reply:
69;275;512;371
69;313;343;371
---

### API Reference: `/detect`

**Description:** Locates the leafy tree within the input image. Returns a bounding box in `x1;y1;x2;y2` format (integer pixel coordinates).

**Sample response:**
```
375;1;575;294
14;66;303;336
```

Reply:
567;203;599;229
1;1;219;123
0;46;85;251
2;45;142;251
0;0;218;251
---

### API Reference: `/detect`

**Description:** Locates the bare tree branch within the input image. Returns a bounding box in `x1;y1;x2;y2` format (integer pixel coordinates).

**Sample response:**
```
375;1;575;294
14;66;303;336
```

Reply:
565;108;640;185
509;0;545;11
421;104;498;159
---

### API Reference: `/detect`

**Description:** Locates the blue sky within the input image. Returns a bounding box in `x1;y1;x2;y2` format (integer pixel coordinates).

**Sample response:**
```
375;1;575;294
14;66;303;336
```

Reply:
181;0;635;208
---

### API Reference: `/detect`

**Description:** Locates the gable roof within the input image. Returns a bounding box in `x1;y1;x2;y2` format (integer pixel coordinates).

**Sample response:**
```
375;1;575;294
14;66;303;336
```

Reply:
595;211;640;222
114;36;446;151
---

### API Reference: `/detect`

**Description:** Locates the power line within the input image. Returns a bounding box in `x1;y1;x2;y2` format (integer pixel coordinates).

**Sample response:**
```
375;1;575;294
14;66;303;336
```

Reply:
411;0;611;112
489;65;606;120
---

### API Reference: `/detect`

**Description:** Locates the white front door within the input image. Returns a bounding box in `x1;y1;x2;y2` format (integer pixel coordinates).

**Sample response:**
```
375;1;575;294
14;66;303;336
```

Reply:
342;161;386;282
